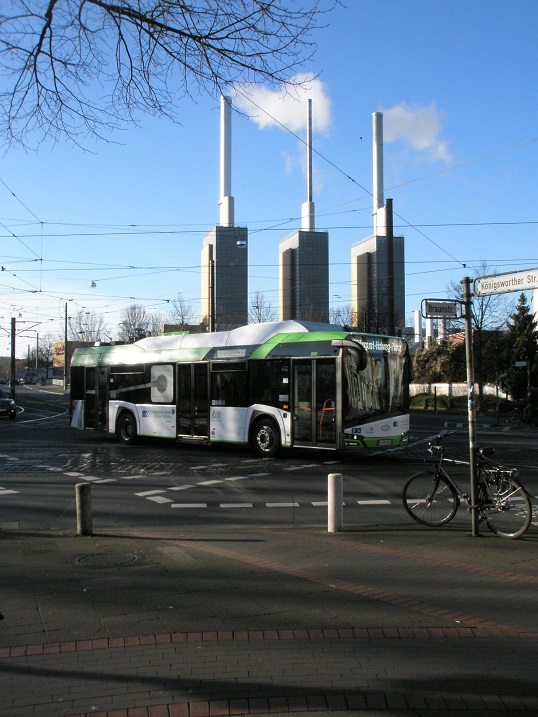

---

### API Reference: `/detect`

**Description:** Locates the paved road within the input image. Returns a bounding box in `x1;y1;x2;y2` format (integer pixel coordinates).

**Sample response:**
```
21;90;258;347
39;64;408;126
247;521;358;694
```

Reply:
1;389;538;715
1;387;538;535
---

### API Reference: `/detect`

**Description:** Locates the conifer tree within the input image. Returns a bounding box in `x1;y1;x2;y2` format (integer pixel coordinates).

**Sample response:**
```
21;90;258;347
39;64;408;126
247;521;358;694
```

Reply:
502;293;538;400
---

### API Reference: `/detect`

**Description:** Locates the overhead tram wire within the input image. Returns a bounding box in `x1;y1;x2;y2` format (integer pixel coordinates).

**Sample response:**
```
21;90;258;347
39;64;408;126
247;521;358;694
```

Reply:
233;86;468;268
233;88;538;270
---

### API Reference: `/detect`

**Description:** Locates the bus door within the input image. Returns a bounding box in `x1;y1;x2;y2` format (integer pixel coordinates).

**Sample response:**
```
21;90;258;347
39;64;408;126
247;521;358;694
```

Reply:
177;363;209;438
292;358;337;447
84;367;109;431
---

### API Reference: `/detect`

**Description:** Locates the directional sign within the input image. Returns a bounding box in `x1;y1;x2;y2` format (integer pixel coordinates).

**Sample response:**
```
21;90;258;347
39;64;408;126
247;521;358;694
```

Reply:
474;267;538;296
421;299;460;319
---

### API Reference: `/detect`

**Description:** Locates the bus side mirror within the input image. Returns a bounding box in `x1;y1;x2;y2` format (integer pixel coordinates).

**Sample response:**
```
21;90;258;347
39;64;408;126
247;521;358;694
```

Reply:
331;339;368;371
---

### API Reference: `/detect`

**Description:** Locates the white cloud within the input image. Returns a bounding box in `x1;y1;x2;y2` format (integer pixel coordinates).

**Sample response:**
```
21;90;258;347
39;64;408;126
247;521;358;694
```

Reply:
382;102;450;163
233;74;332;134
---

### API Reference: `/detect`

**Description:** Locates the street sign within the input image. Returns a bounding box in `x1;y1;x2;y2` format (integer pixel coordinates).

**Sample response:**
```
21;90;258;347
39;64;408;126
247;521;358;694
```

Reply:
514;361;528;367
474;267;538;296
421;299;460;319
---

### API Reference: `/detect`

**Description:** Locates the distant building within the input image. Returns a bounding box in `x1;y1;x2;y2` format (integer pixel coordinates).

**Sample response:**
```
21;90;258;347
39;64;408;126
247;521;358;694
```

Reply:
351;234;405;334
201;225;248;330
53;340;93;383
161;323;206;334
279;229;329;322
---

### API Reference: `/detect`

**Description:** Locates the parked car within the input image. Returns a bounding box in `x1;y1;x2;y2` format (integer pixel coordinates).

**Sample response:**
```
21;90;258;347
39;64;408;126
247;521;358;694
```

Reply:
0;389;16;419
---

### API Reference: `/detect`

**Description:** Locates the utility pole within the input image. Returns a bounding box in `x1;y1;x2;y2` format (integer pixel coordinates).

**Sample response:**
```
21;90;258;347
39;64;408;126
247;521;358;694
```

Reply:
386;198;395;336
63;303;68;390
462;276;479;537
10;317;16;399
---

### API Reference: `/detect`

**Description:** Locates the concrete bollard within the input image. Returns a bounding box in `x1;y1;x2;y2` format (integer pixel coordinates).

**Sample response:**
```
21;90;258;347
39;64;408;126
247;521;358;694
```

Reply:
76;483;93;536
328;472;343;533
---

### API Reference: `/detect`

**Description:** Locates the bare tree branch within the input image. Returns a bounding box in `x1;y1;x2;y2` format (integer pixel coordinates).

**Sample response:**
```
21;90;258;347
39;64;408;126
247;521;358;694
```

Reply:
249;289;276;323
0;0;337;148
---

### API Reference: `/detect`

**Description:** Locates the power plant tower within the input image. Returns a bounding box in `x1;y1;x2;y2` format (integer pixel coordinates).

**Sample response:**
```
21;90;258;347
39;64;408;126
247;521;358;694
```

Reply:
351;112;405;334
279;99;329;321
201;96;248;330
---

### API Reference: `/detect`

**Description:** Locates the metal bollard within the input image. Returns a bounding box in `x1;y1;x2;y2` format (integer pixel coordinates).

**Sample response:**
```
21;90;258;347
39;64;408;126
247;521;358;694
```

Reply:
76;483;93;536
328;472;343;533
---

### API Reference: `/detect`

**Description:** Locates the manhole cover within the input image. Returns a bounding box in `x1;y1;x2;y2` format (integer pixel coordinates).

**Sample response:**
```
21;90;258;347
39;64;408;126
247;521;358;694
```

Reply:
73;552;140;568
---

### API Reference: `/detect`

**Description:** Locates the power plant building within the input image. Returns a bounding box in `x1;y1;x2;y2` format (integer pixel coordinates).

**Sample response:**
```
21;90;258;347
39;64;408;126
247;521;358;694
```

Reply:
351;112;405;335
351;233;405;333
200;96;248;330
279;229;329;322
279;100;329;322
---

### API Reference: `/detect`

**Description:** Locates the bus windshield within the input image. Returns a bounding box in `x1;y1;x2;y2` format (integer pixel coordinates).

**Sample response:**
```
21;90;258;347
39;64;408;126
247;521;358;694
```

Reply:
342;341;409;426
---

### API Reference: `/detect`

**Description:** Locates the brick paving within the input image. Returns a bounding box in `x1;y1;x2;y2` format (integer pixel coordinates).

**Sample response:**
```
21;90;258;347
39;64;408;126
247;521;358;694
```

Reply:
1;525;537;715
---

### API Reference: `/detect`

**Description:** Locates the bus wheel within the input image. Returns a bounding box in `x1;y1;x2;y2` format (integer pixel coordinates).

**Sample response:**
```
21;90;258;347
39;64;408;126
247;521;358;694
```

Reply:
252;418;280;458
117;412;138;446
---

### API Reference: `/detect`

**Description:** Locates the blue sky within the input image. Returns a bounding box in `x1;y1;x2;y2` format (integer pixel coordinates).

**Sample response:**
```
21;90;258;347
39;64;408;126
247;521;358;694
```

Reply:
1;0;537;352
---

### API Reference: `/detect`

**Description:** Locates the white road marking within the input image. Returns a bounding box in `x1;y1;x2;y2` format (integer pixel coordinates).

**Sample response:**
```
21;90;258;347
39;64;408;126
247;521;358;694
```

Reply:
357;499;391;505
220;503;254;508
171;503;207;508
266;502;300;508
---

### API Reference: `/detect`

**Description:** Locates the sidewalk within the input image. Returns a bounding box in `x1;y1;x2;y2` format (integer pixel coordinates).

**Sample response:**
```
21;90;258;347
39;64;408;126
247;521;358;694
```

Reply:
1;520;538;716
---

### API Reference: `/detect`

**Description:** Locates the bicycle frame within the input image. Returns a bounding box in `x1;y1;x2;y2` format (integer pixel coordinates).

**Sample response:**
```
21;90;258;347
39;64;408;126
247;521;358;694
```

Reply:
425;441;522;512
403;432;532;538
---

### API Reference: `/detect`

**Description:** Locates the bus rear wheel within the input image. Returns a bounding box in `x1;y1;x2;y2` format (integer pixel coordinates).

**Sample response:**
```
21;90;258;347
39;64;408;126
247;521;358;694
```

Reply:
252;418;280;458
117;412;138;446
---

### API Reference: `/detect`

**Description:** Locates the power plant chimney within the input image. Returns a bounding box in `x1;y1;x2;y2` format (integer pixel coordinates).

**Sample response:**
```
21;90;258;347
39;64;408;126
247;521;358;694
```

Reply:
372;111;386;236
301;99;315;230
219;95;234;227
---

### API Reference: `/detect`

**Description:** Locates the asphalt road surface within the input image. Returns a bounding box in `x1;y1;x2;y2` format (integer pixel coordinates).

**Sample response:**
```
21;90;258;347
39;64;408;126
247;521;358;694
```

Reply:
1;385;537;536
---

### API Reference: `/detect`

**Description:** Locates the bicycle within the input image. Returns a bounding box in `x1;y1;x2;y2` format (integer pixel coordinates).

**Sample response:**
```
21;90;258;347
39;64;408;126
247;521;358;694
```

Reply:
402;432;532;539
506;405;538;428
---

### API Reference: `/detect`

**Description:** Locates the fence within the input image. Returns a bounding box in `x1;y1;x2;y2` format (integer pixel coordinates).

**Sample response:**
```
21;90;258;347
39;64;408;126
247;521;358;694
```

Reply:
410;383;501;398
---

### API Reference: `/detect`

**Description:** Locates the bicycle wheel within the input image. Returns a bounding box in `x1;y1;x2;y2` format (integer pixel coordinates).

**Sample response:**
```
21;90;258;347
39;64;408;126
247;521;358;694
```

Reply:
479;475;532;539
507;410;522;427
402;471;459;526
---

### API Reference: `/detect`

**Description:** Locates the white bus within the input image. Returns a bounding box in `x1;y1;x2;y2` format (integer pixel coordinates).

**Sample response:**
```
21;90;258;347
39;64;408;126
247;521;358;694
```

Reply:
70;320;410;456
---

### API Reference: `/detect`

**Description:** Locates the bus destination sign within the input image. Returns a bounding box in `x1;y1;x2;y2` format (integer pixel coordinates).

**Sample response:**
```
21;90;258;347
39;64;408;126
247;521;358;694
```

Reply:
421;299;460;319
474;268;538;296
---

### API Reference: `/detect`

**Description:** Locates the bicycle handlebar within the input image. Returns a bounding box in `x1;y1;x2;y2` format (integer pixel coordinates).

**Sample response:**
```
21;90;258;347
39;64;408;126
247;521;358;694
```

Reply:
426;432;495;461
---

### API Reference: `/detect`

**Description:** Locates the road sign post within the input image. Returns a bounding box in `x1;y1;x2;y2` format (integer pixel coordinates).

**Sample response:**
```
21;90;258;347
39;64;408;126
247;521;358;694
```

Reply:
474;267;538;296
461;277;479;537
421;299;461;319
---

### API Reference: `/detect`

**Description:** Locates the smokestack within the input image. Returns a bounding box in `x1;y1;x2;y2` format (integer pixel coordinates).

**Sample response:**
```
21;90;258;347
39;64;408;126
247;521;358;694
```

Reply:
372;111;385;236
425;317;434;345
219;95;234;227
301;98;315;230
414;309;422;344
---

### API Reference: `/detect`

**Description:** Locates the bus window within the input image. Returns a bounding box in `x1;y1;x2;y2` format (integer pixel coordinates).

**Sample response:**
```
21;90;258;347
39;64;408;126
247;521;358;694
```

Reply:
211;369;247;406
70;366;85;400
316;359;336;443
249;360;289;407
293;361;312;441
